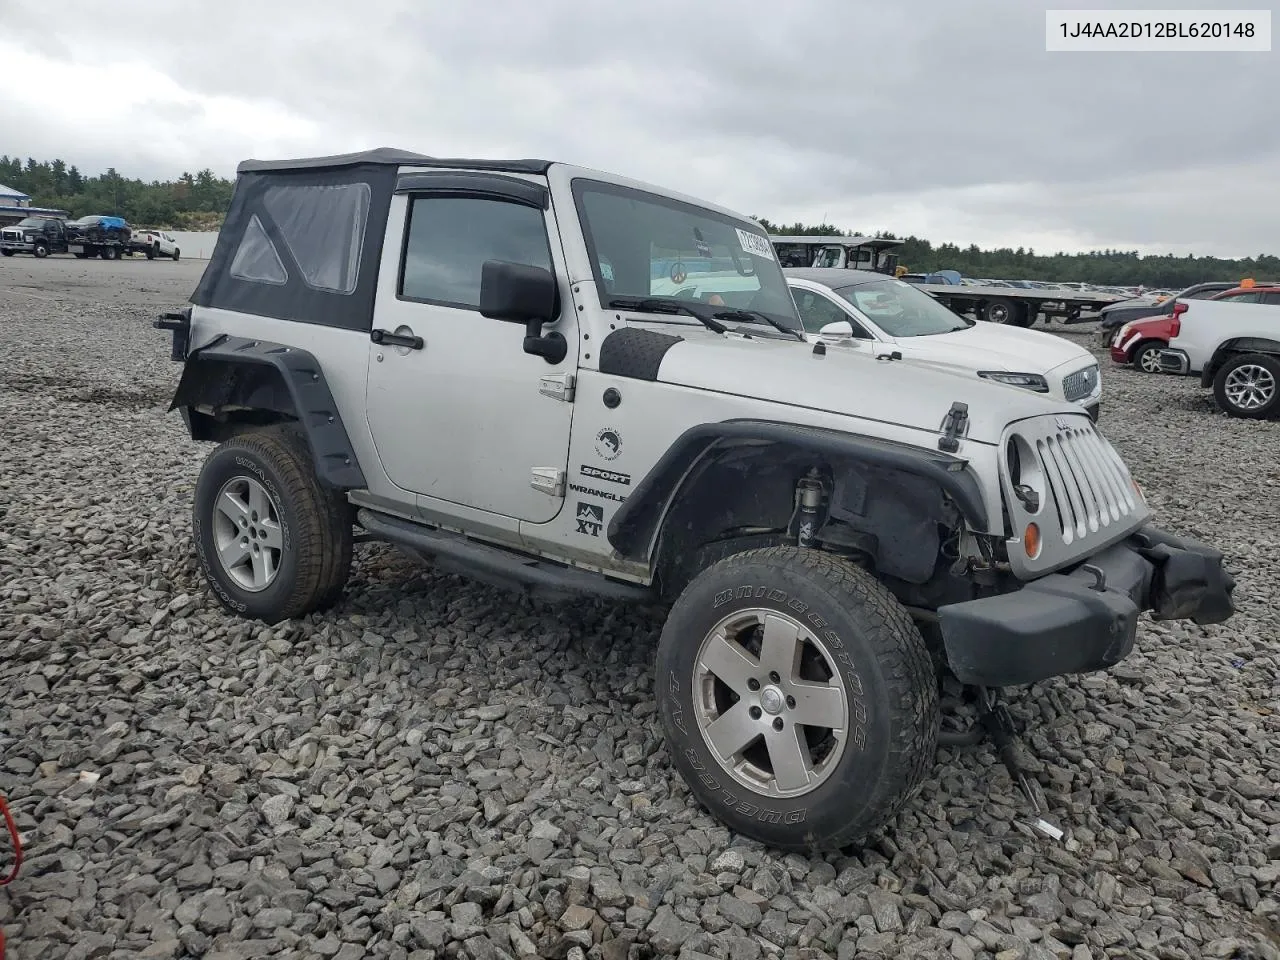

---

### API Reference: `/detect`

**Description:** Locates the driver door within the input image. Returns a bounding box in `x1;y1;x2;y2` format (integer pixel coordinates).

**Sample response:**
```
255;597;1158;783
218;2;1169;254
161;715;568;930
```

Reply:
365;185;577;523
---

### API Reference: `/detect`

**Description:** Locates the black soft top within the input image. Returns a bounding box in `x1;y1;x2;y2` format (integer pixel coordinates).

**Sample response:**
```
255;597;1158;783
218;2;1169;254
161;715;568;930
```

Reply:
236;147;552;175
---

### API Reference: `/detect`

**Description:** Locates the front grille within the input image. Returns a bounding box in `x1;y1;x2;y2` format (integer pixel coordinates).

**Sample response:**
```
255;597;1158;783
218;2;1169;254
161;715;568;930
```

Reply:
1000;413;1149;578
1062;364;1099;401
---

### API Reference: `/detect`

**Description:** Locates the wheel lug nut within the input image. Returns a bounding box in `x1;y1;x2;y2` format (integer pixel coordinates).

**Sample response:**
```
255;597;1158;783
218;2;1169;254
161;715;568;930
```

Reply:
749;706;762;720
772;718;784;731
769;671;781;683
786;695;796;709
747;678;760;691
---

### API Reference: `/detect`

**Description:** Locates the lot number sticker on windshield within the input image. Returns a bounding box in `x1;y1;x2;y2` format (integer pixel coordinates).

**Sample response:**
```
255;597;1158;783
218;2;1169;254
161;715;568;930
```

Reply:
736;229;775;260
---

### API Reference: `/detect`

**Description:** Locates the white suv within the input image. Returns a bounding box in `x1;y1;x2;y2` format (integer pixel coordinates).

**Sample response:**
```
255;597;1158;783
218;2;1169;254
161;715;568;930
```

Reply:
787;270;1103;419
153;148;1234;851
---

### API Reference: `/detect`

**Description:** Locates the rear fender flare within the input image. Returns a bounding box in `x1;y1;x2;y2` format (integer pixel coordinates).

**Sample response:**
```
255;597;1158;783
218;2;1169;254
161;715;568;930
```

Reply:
170;334;366;490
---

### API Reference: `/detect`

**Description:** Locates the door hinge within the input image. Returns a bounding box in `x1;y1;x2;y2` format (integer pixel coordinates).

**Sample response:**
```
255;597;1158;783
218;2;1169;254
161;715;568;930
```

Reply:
531;467;565;498
539;372;576;402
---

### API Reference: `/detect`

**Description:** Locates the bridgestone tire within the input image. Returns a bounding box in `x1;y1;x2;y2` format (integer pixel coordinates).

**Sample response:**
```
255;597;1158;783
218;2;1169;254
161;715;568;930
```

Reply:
193;426;352;624
1212;353;1280;420
656;546;938;851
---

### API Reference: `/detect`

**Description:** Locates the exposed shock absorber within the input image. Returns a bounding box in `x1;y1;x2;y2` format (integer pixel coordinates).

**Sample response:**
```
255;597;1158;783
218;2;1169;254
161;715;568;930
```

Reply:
795;469;823;547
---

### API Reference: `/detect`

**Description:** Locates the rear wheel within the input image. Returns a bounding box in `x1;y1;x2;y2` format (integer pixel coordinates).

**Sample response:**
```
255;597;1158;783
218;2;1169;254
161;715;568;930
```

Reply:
193;425;353;623
1133;341;1167;374
656;546;938;851
982;298;1016;324
1213;353;1280;419
1;250;12;257
146;244;157;260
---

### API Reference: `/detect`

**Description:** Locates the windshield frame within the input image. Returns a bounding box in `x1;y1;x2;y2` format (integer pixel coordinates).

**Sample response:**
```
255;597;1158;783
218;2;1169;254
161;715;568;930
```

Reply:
570;177;803;334
832;278;975;338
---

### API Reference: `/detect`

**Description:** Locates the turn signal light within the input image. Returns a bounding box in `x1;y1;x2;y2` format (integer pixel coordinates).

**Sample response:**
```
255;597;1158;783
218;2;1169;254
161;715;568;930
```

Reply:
1024;522;1042;559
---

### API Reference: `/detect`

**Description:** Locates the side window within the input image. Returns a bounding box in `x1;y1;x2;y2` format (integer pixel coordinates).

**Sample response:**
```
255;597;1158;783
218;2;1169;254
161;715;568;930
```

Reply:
400;196;552;309
1217;292;1260;303
792;289;872;337
1263;293;1280;305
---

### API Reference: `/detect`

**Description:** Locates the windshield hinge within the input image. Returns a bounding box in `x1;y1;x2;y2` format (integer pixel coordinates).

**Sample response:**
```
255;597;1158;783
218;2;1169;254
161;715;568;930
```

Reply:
938;401;969;453
539;372;575;403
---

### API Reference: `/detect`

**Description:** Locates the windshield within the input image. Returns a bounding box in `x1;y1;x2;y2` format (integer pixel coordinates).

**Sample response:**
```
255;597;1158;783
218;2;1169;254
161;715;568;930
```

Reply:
572;178;802;332
834;278;972;336
15;218;43;228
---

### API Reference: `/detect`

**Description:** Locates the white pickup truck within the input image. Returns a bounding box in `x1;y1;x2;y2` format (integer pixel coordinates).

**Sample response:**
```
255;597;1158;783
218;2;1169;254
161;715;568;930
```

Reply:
1159;298;1280;418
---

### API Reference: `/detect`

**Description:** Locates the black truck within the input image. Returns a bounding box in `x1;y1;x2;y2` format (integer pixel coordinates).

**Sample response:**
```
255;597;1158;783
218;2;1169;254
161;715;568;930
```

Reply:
64;215;133;260
0;217;70;258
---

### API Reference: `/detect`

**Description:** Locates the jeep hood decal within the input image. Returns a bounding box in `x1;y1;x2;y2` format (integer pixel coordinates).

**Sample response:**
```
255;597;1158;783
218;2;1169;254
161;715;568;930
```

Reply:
650;331;1076;444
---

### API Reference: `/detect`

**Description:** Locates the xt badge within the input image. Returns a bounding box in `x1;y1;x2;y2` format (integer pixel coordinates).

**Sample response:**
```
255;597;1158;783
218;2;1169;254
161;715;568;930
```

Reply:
575;502;604;537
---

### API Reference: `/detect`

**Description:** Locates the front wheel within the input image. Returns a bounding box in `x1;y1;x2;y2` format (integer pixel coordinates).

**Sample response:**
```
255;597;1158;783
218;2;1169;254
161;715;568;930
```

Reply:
33;242;48;258
193;426;353;623
1;250;12;257
1213;353;1280;419
172;248;181;261
1133;340;1167;374
656;546;938;852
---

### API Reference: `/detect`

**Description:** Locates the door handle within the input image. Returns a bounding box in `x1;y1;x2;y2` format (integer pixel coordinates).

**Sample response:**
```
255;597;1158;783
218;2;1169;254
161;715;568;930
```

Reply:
371;328;424;350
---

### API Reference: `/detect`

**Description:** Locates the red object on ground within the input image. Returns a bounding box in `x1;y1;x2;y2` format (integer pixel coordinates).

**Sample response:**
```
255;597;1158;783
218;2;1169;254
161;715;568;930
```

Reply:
0;793;20;960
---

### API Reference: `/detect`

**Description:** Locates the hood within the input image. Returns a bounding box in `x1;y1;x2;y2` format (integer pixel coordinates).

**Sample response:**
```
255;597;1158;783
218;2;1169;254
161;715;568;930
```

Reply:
651;326;1078;445
897;323;1090;373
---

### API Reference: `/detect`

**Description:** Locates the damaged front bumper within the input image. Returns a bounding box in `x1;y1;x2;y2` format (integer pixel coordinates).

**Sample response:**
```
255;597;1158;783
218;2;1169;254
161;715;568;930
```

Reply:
937;526;1236;687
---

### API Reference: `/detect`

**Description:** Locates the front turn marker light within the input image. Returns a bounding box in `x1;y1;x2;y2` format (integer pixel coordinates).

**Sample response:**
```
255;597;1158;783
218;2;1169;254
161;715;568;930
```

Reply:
1131;478;1146;503
1024;522;1042;559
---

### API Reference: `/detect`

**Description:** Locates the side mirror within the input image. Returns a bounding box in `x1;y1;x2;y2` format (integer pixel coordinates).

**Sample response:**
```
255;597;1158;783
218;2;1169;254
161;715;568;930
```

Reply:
819;320;854;341
479;260;565;364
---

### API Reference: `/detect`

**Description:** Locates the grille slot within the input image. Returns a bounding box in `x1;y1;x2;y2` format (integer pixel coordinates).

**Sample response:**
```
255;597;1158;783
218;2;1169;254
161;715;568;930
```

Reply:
1062;364;1099;401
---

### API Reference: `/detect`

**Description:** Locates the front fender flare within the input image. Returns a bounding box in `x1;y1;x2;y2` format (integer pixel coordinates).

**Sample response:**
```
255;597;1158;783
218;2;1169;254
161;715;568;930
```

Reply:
606;419;989;563
170;334;366;490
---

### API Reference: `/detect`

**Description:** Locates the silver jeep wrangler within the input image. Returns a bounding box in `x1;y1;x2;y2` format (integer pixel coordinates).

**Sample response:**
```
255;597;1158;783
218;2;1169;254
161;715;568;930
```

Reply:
155;148;1235;850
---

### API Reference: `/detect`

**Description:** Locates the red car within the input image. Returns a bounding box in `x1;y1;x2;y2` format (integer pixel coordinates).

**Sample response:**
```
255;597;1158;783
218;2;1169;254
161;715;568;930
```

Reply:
1109;283;1280;372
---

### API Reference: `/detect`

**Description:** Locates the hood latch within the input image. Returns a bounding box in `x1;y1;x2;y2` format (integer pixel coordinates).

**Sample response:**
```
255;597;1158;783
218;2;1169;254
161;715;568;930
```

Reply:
938;401;969;453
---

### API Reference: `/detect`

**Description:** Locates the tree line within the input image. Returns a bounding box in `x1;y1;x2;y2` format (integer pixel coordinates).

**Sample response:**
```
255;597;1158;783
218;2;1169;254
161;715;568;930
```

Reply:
757;218;1280;288
0;156;233;230
2;157;1273;284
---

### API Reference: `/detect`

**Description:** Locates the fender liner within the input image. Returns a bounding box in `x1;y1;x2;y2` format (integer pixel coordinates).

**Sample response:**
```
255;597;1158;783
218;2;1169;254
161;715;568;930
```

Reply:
606;419;988;561
169;334;367;490
1201;337;1280;387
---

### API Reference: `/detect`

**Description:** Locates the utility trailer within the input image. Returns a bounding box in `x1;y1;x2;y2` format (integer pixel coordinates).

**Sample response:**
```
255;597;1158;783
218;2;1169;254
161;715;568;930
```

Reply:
769;235;1126;327
65;215;133;261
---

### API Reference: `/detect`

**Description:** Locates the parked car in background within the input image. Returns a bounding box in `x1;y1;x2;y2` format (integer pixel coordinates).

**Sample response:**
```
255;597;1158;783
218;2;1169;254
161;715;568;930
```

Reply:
1112;283;1280;374
1109;314;1179;372
132;229;181;260
1159;297;1280;418
1097;281;1259;346
786;268;1103;418
0;216;69;257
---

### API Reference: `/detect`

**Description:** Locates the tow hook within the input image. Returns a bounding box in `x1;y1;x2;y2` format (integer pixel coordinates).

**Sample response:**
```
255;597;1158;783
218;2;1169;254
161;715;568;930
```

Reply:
940;687;1066;841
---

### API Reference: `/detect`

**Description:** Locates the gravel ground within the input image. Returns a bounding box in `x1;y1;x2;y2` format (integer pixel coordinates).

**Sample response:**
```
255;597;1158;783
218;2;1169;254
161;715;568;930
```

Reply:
1;256;1277;960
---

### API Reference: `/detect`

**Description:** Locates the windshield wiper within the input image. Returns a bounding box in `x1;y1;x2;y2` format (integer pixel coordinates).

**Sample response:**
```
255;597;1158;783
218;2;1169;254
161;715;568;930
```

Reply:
714;308;806;342
607;297;729;334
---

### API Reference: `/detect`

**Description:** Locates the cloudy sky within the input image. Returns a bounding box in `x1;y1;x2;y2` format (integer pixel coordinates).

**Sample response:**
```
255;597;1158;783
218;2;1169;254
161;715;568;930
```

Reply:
2;0;1276;257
